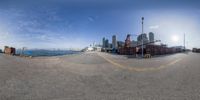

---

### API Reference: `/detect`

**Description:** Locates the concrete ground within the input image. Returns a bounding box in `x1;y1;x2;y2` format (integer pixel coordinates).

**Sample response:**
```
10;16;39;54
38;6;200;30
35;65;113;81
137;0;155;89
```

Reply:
0;52;200;100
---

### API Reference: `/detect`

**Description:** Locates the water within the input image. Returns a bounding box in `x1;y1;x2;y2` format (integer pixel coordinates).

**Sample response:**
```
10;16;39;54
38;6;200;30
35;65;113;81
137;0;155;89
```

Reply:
16;49;81;57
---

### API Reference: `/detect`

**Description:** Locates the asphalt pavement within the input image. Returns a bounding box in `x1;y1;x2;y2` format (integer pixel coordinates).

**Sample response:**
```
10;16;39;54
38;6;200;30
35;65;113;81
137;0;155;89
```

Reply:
0;52;200;100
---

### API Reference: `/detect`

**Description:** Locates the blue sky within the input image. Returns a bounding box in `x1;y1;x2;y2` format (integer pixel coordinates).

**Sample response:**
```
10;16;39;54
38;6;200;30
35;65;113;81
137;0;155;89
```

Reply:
0;0;200;49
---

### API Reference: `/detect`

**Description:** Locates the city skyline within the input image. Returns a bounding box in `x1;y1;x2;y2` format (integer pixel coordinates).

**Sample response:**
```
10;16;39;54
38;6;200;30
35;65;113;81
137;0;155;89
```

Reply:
0;0;200;49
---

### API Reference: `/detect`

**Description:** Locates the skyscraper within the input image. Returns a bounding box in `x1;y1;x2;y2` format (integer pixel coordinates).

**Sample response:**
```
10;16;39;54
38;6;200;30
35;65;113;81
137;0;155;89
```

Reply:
149;32;154;42
137;33;148;42
112;35;117;49
137;33;148;45
105;39;109;48
102;37;105;48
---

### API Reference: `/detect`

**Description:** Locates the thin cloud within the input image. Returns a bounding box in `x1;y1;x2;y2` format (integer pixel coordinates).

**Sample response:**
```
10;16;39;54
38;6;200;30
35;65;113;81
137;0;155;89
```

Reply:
149;25;159;29
88;16;95;22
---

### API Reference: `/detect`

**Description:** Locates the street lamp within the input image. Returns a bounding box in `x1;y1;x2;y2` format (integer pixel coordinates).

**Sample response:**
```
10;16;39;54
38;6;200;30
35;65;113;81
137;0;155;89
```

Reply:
142;17;144;58
184;33;186;51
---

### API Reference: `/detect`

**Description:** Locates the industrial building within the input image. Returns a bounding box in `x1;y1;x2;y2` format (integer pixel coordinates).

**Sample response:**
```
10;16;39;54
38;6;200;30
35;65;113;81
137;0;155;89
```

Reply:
101;31;185;57
192;48;200;53
145;45;184;56
117;33;184;56
118;34;137;55
131;40;137;47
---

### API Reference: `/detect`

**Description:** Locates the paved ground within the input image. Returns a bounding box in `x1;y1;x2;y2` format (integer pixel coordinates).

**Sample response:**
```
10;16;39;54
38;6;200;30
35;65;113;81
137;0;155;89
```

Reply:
0;52;200;100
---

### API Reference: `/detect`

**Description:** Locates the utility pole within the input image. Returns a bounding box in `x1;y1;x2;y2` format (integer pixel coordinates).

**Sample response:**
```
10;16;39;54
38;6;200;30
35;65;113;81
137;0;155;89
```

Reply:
21;47;26;56
184;33;185;51
142;17;144;58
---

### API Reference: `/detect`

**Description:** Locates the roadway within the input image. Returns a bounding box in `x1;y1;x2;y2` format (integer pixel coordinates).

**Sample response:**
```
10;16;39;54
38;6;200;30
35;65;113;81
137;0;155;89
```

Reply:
0;52;200;100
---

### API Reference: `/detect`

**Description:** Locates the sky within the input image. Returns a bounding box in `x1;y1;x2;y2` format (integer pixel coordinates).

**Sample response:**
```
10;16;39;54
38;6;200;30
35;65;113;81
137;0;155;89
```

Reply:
0;0;200;49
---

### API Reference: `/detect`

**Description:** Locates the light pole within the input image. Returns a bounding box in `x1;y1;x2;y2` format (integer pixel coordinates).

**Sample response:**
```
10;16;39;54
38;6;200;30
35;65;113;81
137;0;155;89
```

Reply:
21;47;26;56
142;17;144;58
184;33;185;51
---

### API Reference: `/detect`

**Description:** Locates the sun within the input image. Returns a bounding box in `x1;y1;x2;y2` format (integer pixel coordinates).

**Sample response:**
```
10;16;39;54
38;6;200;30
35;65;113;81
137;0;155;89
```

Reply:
172;35;179;42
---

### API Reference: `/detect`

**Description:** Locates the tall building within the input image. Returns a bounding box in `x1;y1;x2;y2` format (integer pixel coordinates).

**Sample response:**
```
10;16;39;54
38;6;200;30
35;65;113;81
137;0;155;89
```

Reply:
112;35;118;49
102;37;105;48
137;33;149;45
109;43;113;48
137;33;148;42
149;32;154;42
105;39;109;48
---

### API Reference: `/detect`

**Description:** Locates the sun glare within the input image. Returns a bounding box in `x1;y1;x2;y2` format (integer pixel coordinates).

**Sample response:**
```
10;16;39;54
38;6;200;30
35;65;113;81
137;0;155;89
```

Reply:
172;35;179;42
